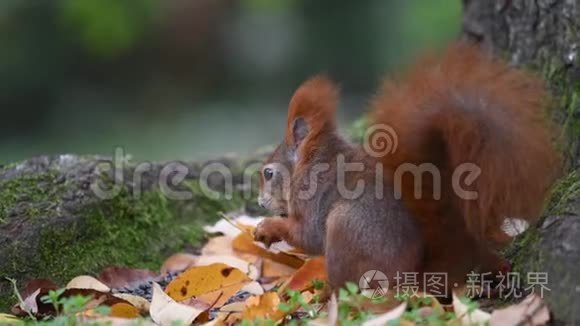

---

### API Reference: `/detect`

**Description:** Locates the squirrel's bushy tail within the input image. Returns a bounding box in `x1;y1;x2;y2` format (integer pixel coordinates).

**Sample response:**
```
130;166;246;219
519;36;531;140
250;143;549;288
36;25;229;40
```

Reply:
369;42;560;247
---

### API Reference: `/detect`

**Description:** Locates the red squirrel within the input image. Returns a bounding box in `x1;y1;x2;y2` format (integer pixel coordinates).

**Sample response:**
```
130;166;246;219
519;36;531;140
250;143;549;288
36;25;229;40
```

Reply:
254;43;561;293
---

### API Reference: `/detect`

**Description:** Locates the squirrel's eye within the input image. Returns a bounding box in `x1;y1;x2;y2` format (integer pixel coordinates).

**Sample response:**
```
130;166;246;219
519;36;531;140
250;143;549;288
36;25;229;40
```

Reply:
263;168;274;181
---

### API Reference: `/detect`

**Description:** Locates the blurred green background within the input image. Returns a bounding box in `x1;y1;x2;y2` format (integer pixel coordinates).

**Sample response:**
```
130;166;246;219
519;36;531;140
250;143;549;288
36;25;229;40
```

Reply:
0;0;460;163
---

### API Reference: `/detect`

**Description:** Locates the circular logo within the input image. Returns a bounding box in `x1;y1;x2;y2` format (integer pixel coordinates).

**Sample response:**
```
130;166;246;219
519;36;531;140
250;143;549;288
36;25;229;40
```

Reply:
363;124;398;158
359;270;389;299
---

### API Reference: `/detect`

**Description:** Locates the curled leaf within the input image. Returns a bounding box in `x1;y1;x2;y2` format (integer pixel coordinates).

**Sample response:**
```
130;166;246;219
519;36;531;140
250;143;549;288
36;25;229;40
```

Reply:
150;282;206;326
66;275;111;292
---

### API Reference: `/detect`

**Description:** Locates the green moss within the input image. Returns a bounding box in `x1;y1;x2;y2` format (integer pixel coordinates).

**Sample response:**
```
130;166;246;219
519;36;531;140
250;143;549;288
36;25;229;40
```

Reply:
0;171;65;223
0;174;248;311
504;227;542;276
546;170;580;215
539;56;580;169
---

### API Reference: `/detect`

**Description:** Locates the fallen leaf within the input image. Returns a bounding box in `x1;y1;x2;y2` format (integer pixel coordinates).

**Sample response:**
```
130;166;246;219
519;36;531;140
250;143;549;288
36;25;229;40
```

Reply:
22;279;58;298
79;316;154;326
150;282;206;326
214;301;245;324
196;255;260;280
452;293;491;326
256;241;309;260
204;215;263;237
109;302;140;319
278;257;327;294
196;282;247;308
160;253;199;275
113;293;150;313
201;316;228;326
362;302;407;326
98;267;157;289
13;288;131;318
23;288;41;314
202;236;236;256
501;218;530;237
241;281;265;296
489;294;549;326
233;233;304;269
11;288;52;317
220;301;246;313
0;313;21;324
66;275;111;292
165;263;251;301
262;259;297;279
242;292;283;322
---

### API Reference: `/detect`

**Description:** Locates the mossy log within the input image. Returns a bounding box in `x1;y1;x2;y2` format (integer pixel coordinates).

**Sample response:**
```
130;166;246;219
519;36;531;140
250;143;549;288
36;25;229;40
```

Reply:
0;154;267;311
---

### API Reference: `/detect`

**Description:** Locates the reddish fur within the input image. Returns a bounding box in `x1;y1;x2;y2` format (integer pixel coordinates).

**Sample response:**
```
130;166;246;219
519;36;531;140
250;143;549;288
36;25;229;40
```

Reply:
285;75;339;165
370;43;561;249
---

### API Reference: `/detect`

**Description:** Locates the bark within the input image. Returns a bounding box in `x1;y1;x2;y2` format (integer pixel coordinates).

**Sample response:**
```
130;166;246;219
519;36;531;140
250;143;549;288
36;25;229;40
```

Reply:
463;0;580;168
463;1;580;324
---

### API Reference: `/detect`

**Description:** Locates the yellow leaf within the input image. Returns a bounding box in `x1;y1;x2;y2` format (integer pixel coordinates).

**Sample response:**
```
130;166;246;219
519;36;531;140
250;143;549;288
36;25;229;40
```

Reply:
112;293;150;313
109;302;140;319
196;255;259;280
0;313;21;324
165;263;251;301
242;292;282;322
196;282;247;309
278;257;327;294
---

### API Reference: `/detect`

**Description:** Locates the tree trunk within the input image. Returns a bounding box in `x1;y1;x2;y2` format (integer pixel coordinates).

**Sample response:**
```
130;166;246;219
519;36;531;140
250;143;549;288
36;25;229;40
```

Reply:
463;1;580;324
463;0;579;169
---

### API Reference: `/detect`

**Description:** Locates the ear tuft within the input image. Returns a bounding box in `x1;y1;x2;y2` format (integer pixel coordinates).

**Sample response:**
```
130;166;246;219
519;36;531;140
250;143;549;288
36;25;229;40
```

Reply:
285;75;339;147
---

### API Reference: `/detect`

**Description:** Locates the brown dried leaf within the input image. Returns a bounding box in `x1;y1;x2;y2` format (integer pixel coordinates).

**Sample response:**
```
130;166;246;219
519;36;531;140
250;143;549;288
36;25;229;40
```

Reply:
22;279;58;298
489;294;550;326
97;267;157;289
233;233;304;269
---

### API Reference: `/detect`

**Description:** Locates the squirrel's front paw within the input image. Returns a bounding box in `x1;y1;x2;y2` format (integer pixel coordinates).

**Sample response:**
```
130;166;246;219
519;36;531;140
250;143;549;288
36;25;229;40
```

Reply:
254;219;283;247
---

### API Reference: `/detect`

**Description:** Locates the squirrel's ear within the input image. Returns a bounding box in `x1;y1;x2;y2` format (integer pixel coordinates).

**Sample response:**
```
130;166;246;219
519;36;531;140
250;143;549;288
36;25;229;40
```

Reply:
285;75;339;153
291;117;308;146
